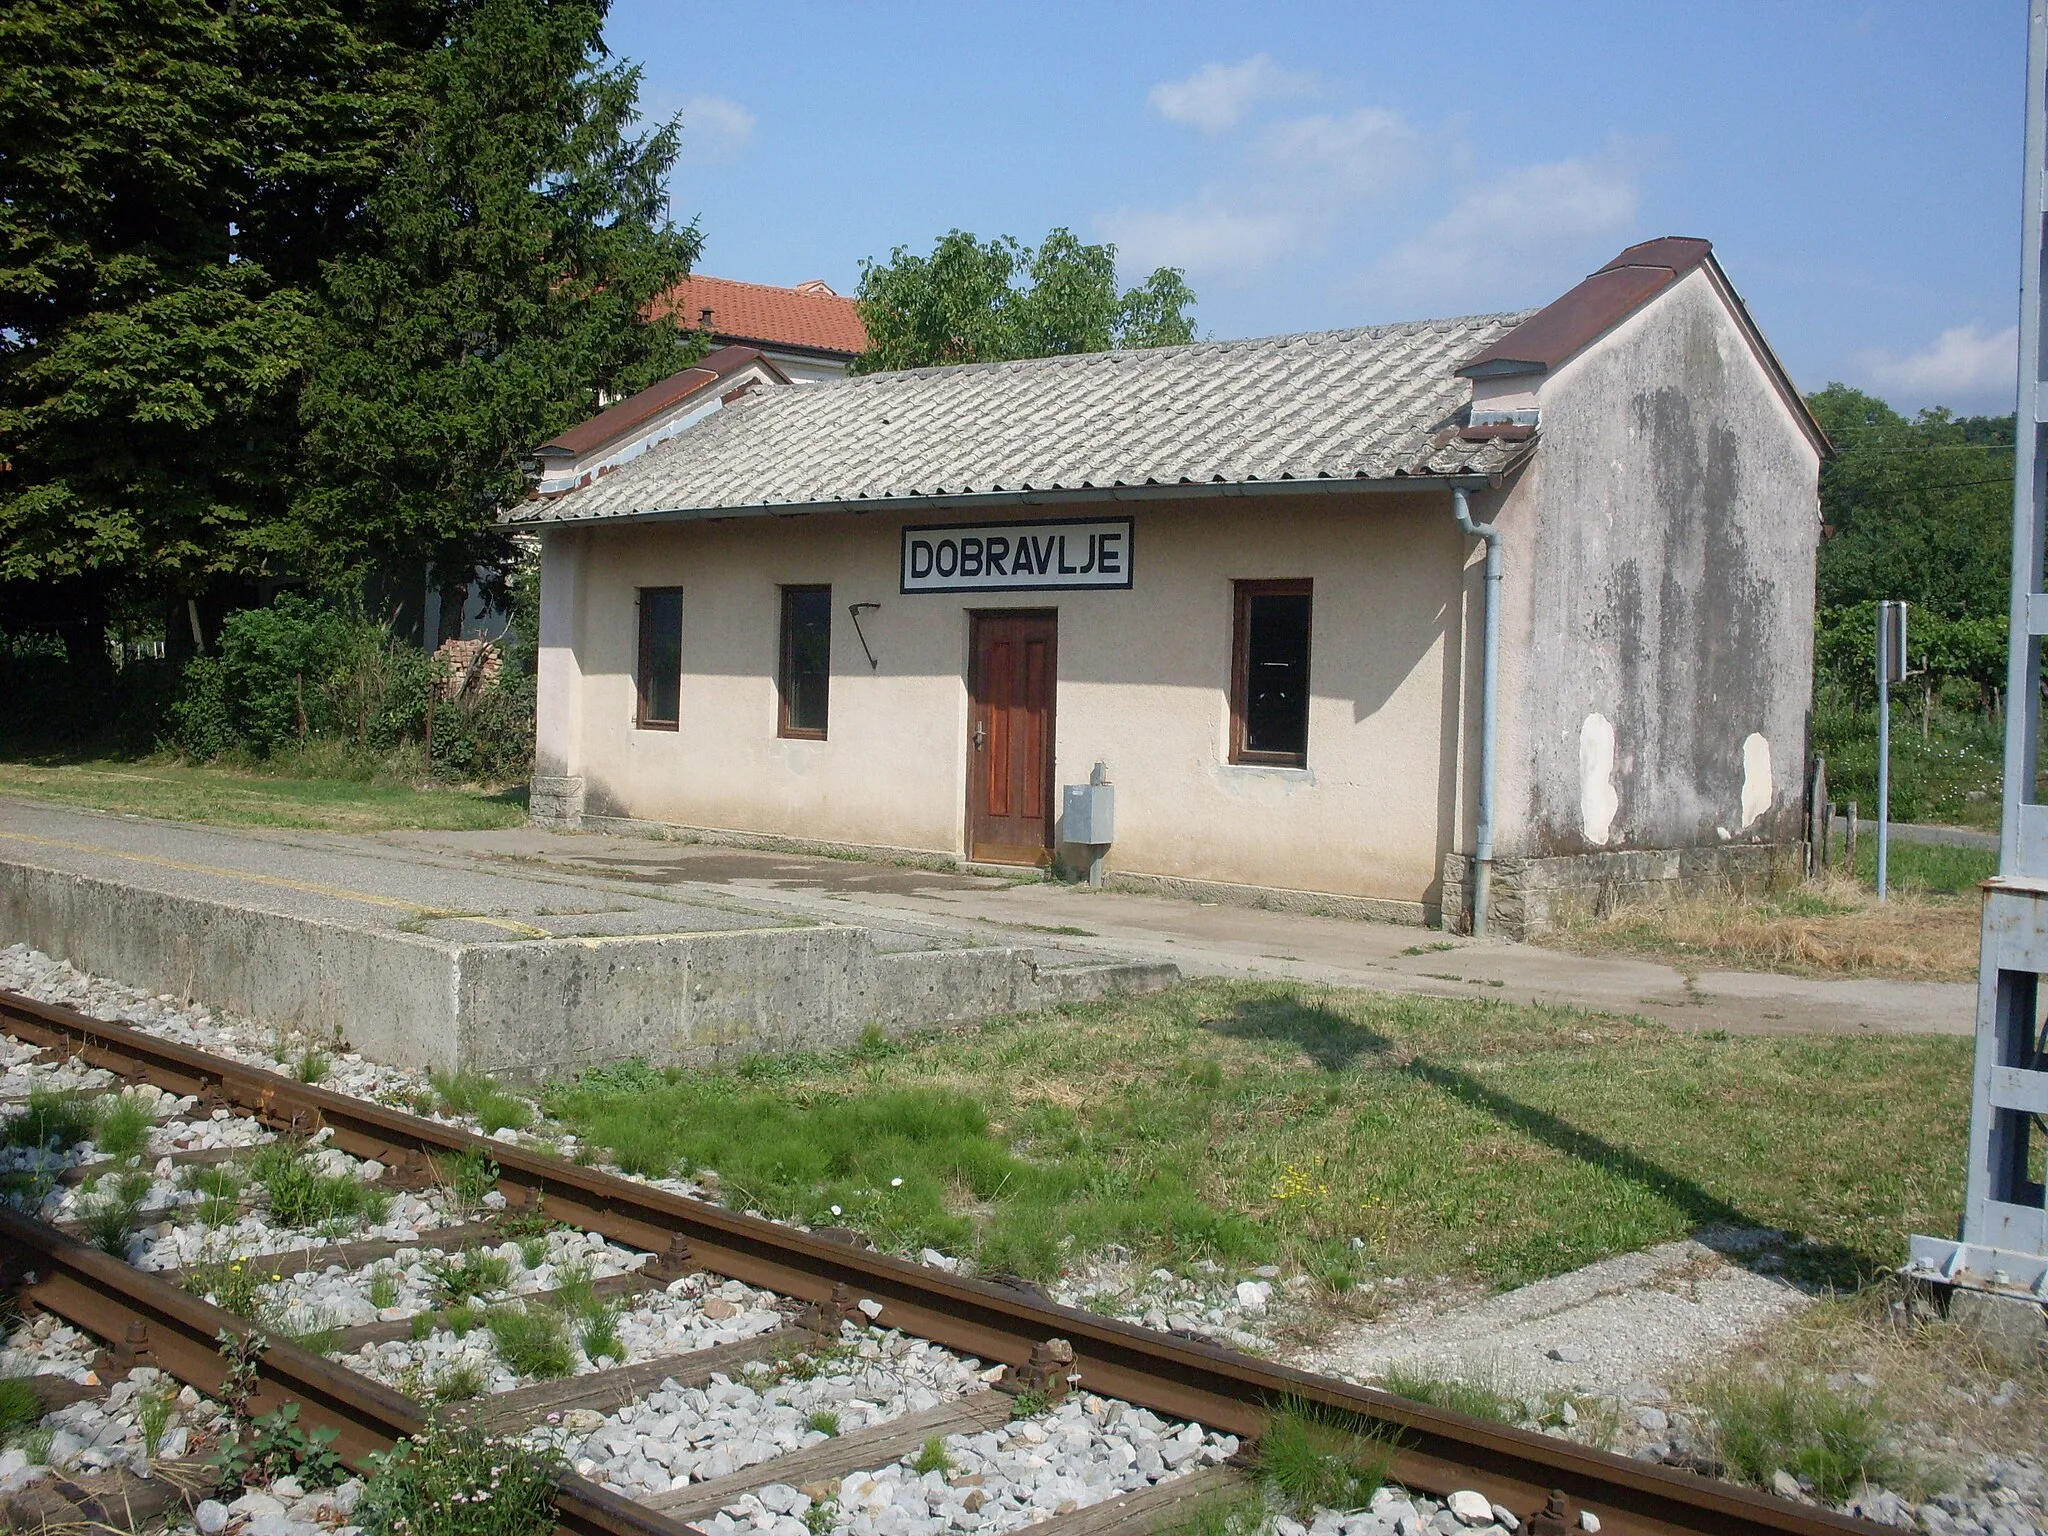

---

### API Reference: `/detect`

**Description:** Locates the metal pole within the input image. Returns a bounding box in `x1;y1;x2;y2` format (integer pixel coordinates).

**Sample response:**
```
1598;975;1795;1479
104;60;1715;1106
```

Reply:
1876;654;1890;902
1905;0;2048;1301
1451;487;1500;939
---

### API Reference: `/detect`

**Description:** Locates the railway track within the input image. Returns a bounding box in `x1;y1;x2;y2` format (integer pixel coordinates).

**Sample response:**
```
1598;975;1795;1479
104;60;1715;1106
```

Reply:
0;985;1876;1536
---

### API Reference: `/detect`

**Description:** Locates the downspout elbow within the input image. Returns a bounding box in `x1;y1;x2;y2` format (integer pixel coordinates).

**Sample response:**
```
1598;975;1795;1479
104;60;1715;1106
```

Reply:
1452;487;1502;939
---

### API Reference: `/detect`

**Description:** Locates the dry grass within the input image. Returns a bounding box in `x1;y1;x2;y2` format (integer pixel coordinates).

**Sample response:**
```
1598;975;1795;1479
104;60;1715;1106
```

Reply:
1543;873;1980;982
1674;1282;2047;1489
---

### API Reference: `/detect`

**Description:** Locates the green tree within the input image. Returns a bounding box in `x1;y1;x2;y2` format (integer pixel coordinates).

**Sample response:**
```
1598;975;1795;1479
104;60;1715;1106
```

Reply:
853;227;1196;373
292;0;702;589
1806;381;2014;622
0;0;441;651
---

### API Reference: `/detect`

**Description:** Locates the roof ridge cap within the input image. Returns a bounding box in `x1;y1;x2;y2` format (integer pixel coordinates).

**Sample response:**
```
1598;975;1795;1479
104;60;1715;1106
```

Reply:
838;310;1539;388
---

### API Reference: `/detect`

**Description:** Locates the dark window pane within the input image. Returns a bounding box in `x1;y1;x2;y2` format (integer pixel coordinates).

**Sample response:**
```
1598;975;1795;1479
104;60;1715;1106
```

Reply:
783;586;831;735
639;589;682;726
1243;592;1310;757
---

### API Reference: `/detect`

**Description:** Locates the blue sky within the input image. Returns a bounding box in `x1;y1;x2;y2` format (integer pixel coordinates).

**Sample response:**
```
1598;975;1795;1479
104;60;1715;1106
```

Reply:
609;2;2023;416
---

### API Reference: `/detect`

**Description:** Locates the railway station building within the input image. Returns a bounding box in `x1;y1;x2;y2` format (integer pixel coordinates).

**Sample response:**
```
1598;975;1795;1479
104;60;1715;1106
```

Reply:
510;238;1828;936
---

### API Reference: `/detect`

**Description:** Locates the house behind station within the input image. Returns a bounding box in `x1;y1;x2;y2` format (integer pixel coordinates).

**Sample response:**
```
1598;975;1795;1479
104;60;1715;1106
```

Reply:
509;238;1828;937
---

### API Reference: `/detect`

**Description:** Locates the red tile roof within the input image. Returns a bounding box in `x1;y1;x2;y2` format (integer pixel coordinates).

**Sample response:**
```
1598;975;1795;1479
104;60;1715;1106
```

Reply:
652;274;870;358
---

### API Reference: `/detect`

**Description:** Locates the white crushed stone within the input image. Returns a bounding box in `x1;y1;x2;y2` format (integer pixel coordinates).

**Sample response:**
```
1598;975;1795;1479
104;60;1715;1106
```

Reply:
534;1326;989;1500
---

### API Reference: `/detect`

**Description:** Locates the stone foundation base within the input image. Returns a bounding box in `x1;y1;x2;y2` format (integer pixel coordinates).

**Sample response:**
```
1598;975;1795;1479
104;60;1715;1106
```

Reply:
1440;842;1800;939
528;775;585;828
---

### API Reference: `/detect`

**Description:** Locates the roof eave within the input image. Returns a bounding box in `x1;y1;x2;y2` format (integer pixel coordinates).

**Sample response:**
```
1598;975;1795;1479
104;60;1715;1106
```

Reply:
503;465;1527;530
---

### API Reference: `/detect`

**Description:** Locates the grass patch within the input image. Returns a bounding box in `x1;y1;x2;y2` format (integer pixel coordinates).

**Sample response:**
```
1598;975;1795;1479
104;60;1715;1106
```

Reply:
486;1304;573;1379
426;1250;512;1307
1678;1285;2045;1495
1255;1399;1397;1517
180;1163;245;1226
1545;868;1979;982
430;1361;487;1403
1378;1366;1518;1424
0;1375;41;1443
433;1071;534;1135
184;1253;266;1317
93;1094;155;1161
806;1409;840;1437
0;757;528;833
78;1168;151;1258
541;981;1969;1289
3;1087;99;1152
294;1047;331;1085
576;1302;622;1364
1703;1370;1902;1502
909;1435;953;1475
1155;1491;1262;1536
442;1149;499;1211
249;1140;389;1231
368;1266;399;1310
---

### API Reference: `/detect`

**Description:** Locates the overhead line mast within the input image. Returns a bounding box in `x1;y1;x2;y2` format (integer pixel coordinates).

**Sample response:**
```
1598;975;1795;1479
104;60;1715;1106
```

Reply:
1906;0;2048;1334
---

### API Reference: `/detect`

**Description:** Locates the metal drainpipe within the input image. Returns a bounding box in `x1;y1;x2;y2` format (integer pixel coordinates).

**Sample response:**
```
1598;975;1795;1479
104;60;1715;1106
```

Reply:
1451;486;1500;938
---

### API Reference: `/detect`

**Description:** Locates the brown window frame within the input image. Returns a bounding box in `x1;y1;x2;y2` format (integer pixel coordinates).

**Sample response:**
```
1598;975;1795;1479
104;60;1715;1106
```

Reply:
635;586;684;731
777;584;832;740
1229;578;1313;768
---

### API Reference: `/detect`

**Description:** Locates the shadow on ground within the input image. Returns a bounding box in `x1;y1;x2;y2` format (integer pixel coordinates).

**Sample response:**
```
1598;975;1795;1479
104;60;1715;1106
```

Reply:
1202;994;1868;1286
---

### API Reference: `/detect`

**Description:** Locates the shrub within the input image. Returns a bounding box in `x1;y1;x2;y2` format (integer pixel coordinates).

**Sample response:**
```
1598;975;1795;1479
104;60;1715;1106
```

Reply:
426;1250;512;1307
249;1141;389;1230
359;1418;559;1536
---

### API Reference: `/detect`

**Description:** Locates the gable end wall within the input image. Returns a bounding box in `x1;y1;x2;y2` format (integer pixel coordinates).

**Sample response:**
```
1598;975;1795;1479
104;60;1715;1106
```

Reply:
1497;264;1822;871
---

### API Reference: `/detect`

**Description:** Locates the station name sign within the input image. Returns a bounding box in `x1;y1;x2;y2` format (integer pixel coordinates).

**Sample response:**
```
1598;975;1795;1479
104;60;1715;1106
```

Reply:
900;517;1133;594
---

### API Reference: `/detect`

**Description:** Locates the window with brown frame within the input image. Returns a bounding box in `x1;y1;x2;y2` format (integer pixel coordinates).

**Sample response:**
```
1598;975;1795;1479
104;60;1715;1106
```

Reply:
635;587;683;730
778;585;832;738
1230;579;1312;767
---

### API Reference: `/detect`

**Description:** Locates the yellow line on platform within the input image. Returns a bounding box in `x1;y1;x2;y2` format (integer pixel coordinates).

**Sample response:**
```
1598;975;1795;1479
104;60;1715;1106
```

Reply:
0;829;552;938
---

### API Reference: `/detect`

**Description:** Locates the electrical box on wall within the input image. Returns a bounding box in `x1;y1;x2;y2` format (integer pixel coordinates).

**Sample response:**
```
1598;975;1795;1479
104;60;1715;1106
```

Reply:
1062;781;1115;845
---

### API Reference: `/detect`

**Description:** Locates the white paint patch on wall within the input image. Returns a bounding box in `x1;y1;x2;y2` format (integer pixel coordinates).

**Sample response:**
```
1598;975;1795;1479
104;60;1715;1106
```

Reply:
1740;733;1773;829
1579;713;1620;845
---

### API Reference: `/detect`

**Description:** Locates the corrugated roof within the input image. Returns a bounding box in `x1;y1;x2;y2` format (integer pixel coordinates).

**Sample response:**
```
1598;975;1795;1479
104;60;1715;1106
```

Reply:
652;274;870;357
507;312;1535;526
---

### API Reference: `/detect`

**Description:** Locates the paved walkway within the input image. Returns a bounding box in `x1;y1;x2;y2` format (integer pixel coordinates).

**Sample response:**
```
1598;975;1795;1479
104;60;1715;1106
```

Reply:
388;824;1973;1036
0;798;1973;1036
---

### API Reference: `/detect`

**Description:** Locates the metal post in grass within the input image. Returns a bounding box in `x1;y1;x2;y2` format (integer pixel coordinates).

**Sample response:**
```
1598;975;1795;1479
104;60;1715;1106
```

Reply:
1876;600;1908;901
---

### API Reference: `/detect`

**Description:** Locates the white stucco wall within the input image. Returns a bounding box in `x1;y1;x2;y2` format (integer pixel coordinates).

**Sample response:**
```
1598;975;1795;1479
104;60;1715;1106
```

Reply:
1489;263;1823;858
541;493;1477;911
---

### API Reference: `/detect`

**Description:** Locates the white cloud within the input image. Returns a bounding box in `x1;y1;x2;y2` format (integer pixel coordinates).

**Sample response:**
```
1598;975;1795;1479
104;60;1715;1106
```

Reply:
1374;153;1640;306
672;93;756;165
1148;54;1314;134
1861;324;2017;398
1254;107;1427;199
1099;199;1302;281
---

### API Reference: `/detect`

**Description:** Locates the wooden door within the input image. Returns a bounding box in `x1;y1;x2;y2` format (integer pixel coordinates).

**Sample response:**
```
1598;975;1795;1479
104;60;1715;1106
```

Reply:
968;611;1057;865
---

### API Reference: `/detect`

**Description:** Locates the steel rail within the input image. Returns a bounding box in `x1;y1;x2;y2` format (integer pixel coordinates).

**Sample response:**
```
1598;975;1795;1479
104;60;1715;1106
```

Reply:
2;986;1879;1536
0;1206;705;1536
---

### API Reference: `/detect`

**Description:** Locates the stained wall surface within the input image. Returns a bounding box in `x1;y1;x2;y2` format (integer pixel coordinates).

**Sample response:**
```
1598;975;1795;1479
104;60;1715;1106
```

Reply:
1490;265;1823;859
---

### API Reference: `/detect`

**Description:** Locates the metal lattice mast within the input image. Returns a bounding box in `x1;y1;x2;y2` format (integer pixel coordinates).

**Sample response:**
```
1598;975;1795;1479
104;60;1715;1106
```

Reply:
1906;0;2048;1304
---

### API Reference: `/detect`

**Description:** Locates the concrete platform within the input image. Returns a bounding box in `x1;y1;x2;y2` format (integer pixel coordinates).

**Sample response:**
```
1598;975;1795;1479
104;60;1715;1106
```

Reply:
389;824;1973;1037
0;800;1174;1076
